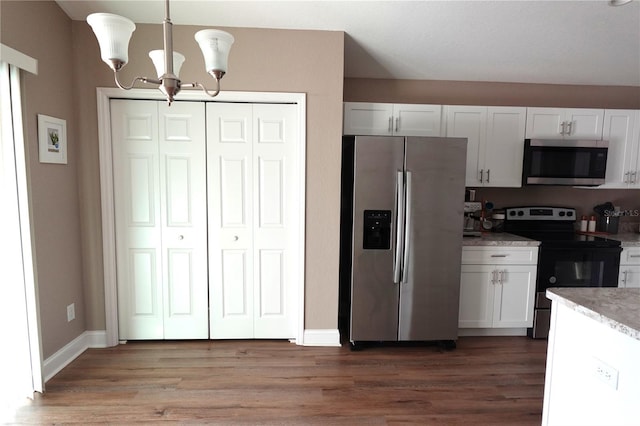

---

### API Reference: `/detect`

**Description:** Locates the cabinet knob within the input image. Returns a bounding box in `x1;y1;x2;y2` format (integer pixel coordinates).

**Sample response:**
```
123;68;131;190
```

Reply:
234;235;239;241
178;235;184;240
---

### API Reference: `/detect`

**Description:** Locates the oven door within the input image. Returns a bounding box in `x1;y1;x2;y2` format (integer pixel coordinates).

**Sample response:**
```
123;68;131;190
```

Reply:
537;247;622;297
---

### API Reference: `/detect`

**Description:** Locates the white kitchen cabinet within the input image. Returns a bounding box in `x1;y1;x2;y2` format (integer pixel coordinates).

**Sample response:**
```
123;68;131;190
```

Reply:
525;108;604;140
445;106;526;187
343;102;443;136
601;110;640;188
459;246;538;331
618;247;640;288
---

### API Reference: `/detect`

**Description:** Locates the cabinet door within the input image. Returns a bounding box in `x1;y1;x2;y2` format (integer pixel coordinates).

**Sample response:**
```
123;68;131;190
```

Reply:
564;108;604;140
619;266;640;288
493;265;535;328
446;106;486;187
459;265;495;328
525;108;565;139
343;102;393;135
394;104;442;136
483;107;526;188
602;110;639;188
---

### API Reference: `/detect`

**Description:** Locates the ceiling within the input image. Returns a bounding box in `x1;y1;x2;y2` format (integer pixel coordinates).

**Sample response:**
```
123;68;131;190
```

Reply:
56;0;640;87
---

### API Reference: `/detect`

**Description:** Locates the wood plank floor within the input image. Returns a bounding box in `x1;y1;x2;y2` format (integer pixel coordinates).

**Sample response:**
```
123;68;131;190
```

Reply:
10;337;547;425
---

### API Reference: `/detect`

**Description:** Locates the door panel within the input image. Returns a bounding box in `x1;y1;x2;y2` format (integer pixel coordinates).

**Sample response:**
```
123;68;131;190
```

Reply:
112;100;208;340
350;136;404;342
399;137;466;340
159;102;208;339
112;100;163;340
253;104;297;338
208;103;254;338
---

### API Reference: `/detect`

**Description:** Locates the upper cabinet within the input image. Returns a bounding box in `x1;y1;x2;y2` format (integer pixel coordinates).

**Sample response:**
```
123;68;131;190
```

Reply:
601;110;640;189
525;108;604;140
445;106;526;187
343;102;443;136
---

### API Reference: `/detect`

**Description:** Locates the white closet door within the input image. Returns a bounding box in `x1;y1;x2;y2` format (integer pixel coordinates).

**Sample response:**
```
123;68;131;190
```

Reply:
158;102;208;338
207;103;298;339
252;104;298;338
112;100;208;339
112;100;163;339
207;103;255;338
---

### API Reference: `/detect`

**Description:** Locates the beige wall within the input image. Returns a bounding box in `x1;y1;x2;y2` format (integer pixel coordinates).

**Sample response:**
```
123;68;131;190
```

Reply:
345;77;640;230
2;0;344;358
71;23;345;331
1;0;86;358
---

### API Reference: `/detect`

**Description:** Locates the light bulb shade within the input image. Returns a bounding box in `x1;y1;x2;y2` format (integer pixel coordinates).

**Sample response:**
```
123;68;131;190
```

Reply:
87;13;136;69
194;29;234;76
148;50;186;79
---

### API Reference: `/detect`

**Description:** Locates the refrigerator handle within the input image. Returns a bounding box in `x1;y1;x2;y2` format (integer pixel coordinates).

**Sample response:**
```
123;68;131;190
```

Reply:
401;171;412;284
393;171;405;284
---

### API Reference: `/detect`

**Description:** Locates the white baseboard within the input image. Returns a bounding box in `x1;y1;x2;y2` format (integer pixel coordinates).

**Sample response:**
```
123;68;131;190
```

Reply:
43;330;108;382
302;329;341;346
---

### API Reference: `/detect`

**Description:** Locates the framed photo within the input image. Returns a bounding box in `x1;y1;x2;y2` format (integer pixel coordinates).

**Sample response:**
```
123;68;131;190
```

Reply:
38;114;67;164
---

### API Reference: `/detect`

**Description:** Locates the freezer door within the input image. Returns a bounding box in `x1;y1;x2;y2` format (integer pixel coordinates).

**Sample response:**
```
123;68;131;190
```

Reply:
398;137;467;341
350;136;405;342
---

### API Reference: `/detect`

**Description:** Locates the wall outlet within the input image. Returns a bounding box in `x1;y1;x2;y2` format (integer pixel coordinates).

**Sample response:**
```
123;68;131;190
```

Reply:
594;357;619;390
67;303;75;322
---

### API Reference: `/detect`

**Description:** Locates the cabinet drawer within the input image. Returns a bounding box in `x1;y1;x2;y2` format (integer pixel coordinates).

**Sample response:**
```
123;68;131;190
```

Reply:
462;247;538;265
620;248;640;265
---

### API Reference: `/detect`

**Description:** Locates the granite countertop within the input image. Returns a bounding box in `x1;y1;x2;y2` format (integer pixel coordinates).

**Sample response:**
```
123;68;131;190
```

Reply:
613;232;640;247
462;232;540;247
546;287;640;341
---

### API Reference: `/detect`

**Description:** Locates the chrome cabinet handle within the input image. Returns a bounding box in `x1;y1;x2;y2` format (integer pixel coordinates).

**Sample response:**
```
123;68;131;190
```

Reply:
632;171;638;184
560;121;566;135
498;270;505;284
395;117;400;132
479;169;484;183
490;254;508;258
622;270;628;285
388;116;393;133
486;169;491;183
625;171;631;183
566;121;573;135
629;254;640;258
491;270;498;284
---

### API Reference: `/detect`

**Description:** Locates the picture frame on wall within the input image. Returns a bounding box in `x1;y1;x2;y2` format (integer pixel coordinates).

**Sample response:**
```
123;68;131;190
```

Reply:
38;114;67;164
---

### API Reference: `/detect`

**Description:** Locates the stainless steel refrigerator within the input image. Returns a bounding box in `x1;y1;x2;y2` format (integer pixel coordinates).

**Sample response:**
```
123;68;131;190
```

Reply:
342;135;467;348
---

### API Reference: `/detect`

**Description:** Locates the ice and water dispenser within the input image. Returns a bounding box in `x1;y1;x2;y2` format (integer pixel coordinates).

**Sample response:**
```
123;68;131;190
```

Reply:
363;210;392;250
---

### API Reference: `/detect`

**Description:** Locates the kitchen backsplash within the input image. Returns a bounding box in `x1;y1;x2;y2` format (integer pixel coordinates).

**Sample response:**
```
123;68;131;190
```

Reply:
474;187;640;233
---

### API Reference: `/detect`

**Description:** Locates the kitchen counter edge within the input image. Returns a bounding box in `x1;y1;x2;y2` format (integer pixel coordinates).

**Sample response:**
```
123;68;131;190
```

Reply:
462;232;540;247
546;287;640;341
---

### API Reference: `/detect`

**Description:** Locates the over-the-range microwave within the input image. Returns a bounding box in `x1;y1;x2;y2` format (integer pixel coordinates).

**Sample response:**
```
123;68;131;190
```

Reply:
522;138;609;186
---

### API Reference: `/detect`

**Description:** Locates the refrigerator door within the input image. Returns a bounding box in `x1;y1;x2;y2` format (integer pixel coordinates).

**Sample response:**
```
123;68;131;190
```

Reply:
350;136;405;342
398;137;467;341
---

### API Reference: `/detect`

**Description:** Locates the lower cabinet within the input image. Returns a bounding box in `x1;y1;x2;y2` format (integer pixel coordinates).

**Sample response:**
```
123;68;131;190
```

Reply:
459;246;538;331
619;247;640;288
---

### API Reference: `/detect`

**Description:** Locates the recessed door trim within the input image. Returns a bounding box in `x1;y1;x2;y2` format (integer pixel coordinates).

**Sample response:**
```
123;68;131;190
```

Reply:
96;88;306;346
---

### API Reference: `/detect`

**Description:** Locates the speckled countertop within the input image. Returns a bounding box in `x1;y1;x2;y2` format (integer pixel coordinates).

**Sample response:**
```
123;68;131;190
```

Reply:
462;232;540;247
613;232;640;247
546;288;640;341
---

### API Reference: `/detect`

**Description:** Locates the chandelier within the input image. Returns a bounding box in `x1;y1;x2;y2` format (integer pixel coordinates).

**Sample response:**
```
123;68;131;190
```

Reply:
87;0;234;105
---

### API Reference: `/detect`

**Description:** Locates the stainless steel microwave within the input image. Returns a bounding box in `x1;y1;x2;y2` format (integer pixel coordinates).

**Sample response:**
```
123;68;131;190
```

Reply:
522;139;609;186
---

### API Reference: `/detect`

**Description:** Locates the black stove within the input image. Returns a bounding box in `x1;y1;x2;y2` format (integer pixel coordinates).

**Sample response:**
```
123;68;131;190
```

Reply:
503;206;622;339
503;206;621;249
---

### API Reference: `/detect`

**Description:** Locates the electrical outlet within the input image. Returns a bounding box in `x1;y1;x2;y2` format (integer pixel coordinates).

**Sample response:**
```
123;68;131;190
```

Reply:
594;357;619;390
67;303;75;322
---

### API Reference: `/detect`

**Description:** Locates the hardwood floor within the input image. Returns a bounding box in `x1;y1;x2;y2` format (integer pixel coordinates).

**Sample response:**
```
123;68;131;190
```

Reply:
10;337;547;425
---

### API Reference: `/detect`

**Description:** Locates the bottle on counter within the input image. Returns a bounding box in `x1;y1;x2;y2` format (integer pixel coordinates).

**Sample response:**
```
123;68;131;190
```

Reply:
580;215;588;232
588;215;597;233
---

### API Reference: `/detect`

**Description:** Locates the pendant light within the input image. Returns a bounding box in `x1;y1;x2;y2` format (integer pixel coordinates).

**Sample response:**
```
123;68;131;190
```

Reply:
87;0;234;105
